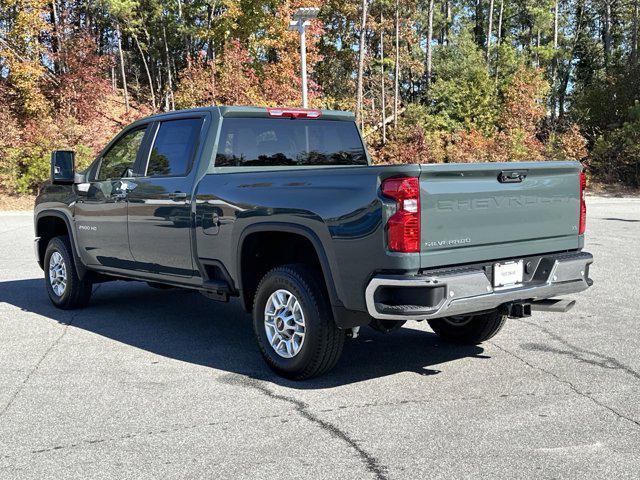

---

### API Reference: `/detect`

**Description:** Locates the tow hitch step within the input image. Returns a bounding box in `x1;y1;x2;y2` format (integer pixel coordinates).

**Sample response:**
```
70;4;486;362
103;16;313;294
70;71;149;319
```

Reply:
530;299;576;313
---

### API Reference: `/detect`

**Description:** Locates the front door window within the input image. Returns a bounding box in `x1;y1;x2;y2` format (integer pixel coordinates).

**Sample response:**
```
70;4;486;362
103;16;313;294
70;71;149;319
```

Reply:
97;128;146;181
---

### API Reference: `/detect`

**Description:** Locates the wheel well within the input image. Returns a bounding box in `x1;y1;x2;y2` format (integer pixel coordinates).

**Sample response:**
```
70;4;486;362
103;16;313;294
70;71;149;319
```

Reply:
240;231;328;311
36;215;69;267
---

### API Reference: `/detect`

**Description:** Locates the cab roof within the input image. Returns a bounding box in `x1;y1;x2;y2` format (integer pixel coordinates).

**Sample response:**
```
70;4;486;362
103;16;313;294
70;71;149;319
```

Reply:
135;105;355;123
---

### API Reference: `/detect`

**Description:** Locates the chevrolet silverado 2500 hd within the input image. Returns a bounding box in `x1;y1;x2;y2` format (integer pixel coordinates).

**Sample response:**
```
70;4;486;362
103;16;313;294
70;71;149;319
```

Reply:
34;106;593;379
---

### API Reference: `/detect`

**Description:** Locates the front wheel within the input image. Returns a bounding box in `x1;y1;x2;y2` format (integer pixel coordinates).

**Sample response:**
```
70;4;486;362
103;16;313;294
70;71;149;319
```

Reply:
44;236;93;309
427;310;506;344
252;264;344;380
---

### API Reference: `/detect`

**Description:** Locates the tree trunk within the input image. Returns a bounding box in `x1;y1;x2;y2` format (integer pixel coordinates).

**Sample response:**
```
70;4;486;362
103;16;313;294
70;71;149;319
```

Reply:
162;24;175;110
632;0;639;65
528;25;534;64
497;0;504;46
356;0;369;125
210;47;216;104
407;40;415;101
394;0;400;128
116;23;129;113
553;0;559;50
49;0;63;75
494;0;504;80
157;62;163;107
559;0;585;118
474;0;485;47
133;35;157;110
487;0;495;59
175;0;190;59
445;0;451;45
536;28;541;68
550;0;559;119
134;70;140;96
381;9;386;145
438;1;446;44
409;65;414;101
206;3;215;61
363;107;406;138
425;0;435;87
603;0;612;71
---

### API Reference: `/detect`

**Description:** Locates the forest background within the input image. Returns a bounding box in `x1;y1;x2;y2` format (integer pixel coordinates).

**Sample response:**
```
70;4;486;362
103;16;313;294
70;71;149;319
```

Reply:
1;0;638;198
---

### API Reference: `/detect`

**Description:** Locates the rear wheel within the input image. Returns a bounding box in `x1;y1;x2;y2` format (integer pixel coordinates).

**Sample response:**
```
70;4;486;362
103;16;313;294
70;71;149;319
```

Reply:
252;264;344;380
427;310;506;344
44;236;92;309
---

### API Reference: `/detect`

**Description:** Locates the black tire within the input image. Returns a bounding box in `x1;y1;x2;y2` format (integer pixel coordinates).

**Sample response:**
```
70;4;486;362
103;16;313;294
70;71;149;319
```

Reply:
369;318;406;334
44;236;93;309
252;264;345;380
427;310;506;344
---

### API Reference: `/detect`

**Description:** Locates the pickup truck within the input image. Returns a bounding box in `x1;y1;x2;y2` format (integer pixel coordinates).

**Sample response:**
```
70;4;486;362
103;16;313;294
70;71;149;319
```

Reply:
34;106;593;379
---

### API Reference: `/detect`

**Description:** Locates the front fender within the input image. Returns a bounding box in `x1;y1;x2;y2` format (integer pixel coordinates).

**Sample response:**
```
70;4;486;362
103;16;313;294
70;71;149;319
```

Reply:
34;209;87;279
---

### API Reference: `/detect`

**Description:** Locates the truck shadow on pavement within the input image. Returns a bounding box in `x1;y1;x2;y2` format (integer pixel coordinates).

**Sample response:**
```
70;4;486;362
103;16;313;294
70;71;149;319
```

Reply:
0;278;488;388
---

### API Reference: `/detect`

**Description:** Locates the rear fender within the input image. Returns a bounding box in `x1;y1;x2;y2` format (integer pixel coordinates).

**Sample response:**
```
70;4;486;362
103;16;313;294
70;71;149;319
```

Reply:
237;222;343;318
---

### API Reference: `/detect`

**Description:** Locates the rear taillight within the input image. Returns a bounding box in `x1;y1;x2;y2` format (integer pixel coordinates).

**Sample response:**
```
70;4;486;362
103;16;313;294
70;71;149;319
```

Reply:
266;107;321;119
579;171;587;234
381;176;420;253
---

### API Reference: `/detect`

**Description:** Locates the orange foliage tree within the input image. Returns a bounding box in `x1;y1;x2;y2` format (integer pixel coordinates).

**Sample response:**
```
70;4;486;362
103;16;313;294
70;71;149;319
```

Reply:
175;3;324;110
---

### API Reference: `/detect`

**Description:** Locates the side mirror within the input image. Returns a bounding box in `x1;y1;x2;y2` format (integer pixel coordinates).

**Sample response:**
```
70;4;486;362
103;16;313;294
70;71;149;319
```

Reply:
51;150;75;184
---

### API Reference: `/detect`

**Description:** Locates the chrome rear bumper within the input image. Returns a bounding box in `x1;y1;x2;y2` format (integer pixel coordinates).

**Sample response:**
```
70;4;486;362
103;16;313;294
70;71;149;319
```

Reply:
365;252;593;321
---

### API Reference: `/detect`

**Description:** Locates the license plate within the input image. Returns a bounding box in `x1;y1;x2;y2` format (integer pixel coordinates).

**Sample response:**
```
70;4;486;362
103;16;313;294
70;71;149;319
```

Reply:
493;260;524;287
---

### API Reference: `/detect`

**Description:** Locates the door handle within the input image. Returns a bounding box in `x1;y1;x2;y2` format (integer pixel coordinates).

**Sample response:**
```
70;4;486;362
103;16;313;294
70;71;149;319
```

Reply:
168;191;188;201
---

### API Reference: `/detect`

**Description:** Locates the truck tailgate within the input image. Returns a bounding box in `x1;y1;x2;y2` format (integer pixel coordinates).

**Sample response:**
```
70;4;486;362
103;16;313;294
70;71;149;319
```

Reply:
419;161;583;268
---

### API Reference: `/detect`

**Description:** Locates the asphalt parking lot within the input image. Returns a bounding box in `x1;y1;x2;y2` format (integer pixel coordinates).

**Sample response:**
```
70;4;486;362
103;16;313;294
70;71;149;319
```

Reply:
1;196;639;479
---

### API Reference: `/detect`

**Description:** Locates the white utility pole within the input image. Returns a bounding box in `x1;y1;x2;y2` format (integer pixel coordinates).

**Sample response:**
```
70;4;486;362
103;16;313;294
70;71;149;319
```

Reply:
289;7;320;108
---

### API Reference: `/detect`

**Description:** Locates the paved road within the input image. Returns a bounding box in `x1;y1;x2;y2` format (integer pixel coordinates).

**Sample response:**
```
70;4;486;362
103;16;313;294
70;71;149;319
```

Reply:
1;197;639;479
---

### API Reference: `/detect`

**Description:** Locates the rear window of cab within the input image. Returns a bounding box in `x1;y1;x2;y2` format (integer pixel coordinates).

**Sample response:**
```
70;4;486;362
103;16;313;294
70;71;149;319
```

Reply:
215;118;367;167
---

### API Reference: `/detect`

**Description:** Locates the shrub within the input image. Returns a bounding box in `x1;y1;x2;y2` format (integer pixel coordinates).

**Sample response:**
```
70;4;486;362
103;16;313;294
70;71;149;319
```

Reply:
589;104;640;188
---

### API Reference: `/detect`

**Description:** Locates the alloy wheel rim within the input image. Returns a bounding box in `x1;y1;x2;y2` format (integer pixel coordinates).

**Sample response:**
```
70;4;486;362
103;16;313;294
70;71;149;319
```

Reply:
48;251;67;297
264;289;306;358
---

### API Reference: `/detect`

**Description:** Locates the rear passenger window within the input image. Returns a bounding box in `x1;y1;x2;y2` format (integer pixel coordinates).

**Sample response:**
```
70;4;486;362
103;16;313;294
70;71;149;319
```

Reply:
146;118;202;176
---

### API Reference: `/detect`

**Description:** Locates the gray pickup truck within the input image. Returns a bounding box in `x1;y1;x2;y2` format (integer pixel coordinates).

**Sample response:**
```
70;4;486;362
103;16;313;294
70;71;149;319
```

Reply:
34;106;593;379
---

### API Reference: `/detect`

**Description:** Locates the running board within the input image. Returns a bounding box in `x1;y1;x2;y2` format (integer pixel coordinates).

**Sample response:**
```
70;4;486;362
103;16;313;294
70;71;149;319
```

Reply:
530;298;576;313
200;279;231;302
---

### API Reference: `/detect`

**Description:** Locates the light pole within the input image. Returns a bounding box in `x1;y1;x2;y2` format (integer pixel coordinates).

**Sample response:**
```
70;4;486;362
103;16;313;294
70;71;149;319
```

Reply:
288;7;320;108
